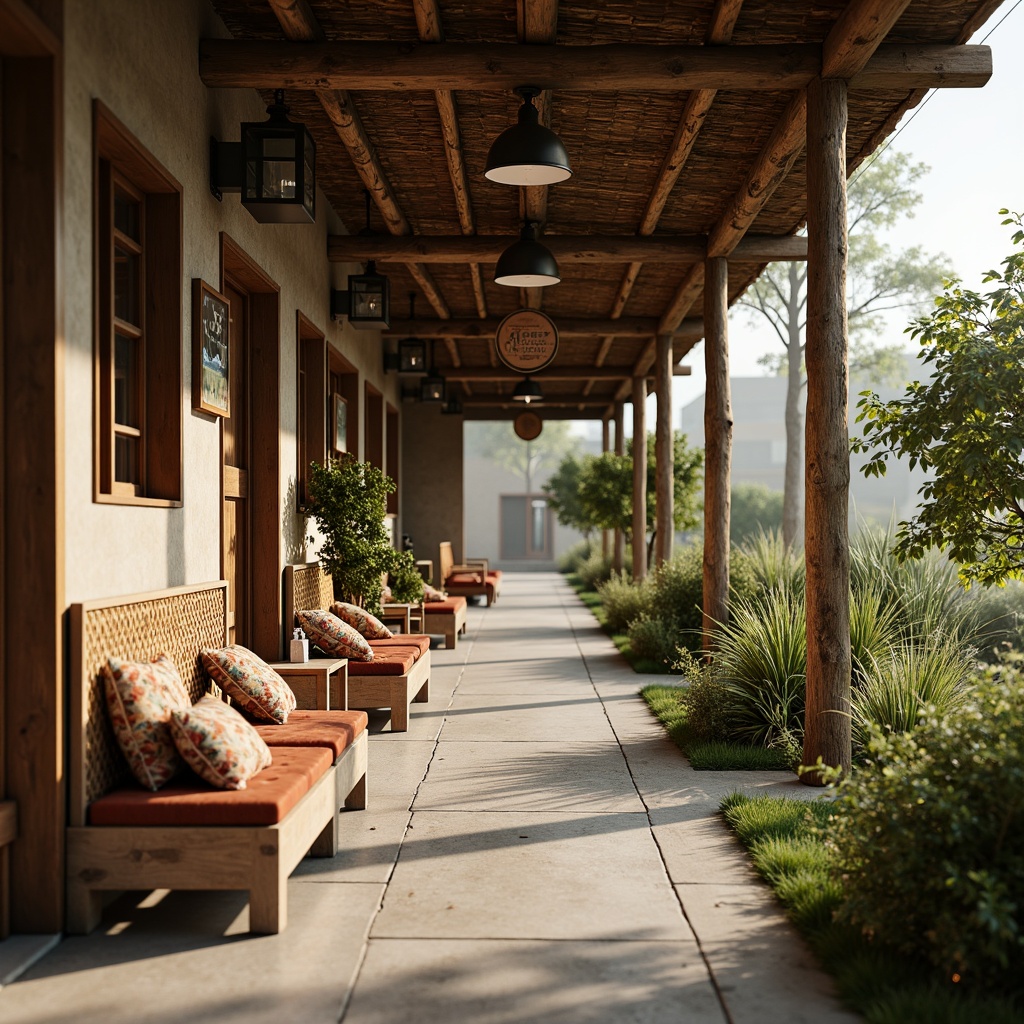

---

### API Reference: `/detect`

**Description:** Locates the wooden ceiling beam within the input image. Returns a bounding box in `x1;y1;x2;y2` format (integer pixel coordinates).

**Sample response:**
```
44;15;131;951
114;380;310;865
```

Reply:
199;41;991;92
413;0;487;321
444;365;691;382
327;233;807;263
461;396;615;408
266;0;451;320
822;0;912;78
383;316;705;339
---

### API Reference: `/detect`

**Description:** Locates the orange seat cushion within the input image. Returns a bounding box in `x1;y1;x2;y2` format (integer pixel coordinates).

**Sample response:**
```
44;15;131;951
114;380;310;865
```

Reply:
370;635;430;658
348;647;418;675
424;597;466;614
256;710;368;761
88;746;332;827
447;573;487;588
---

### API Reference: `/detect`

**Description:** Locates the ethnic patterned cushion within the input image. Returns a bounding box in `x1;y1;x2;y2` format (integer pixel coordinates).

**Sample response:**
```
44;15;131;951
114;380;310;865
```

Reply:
199;645;297;724
168;695;273;790
423;584;447;602
103;654;191;791
295;608;374;662
330;601;394;640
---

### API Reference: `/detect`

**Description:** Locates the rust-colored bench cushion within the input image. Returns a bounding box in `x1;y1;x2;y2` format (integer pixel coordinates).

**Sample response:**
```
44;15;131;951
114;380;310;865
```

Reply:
256;710;368;761
88;746;333;827
369;635;430;658
425;597;467;614
348;647;418;675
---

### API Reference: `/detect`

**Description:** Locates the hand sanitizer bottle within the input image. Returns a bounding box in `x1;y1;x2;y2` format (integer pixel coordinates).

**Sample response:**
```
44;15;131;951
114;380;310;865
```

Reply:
290;627;309;664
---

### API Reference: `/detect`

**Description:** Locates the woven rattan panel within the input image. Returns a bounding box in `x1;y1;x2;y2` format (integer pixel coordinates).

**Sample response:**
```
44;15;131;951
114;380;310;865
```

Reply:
80;586;227;807
291;564;333;615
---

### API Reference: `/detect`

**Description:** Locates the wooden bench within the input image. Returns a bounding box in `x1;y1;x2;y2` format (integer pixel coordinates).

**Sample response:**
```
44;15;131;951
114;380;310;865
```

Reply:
67;580;368;935
439;541;502;606
286;563;431;732
422;596;468;649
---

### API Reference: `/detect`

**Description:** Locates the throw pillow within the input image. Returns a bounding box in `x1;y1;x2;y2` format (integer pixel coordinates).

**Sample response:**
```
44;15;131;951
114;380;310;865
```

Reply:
330;601;394;640
423;583;447;602
103;654;191;791
168;695;272;790
295;608;374;661
200;645;296;724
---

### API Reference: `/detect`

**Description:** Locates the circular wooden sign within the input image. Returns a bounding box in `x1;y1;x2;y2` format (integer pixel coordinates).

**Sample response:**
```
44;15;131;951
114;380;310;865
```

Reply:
514;411;543;441
494;309;559;374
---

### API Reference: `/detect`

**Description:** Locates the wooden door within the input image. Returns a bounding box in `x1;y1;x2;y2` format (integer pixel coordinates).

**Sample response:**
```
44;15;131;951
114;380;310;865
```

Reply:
222;282;250;645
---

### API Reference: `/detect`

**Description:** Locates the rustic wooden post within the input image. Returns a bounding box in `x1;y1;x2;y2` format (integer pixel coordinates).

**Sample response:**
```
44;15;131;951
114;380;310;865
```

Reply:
654;332;674;566
631;377;647;580
702;257;731;652
613;401;625;573
803;77;852;784
601;416;611;559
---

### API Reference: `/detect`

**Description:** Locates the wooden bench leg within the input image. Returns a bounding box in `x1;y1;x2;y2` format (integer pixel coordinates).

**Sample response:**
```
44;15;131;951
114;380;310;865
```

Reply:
66;881;103;935
412;678;429;703
390;688;409;732
444;624;456;648
344;773;367;810
249;851;287;934
309;812;339;858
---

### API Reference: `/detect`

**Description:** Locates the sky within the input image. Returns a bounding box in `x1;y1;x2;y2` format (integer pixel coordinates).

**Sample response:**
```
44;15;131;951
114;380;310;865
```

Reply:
626;1;1024;433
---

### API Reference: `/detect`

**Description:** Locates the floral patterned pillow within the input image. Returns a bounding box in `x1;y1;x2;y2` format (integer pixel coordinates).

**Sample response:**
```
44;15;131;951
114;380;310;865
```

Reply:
103;654;191;791
423;584;447;602
296;608;374;662
168;695;272;790
330;601;394;640
200;645;297;724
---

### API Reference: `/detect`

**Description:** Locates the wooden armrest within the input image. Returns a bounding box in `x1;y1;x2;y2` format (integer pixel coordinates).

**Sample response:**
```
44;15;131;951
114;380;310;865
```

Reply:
449;564;485;581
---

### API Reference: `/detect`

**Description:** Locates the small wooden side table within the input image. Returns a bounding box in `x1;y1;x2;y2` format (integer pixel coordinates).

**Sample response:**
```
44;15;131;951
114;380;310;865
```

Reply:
267;657;348;711
380;602;424;634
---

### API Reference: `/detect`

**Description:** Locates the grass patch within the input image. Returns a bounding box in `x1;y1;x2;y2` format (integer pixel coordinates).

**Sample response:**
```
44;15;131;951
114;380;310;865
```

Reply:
640;685;792;770
720;794;1023;1023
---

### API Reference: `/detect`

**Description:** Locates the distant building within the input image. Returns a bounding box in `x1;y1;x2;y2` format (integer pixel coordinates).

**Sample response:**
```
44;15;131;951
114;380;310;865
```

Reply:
678;369;929;527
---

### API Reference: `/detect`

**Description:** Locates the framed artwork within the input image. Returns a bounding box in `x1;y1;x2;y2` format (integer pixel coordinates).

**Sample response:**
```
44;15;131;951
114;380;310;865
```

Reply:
192;279;231;418
332;393;347;453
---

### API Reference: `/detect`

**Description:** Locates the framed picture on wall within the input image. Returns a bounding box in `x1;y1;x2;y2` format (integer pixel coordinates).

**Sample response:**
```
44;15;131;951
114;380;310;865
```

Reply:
192;278;231;418
333;393;347;454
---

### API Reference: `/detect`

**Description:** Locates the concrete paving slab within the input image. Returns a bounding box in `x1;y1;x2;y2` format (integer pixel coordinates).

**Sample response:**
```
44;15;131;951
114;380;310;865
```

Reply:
0;881;384;1024
440;693;615;742
293;808;414;883
416;741;645;812
676;884;861;1024
374;810;691;941
346;938;726;1024
651;811;763;885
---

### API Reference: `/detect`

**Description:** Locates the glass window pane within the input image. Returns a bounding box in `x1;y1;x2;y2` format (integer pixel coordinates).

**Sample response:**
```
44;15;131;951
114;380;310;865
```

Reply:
262;137;295;159
115;434;140;485
262;159;296;199
114;191;140;241
114;246;140;325
115;333;138;427
531;499;546;550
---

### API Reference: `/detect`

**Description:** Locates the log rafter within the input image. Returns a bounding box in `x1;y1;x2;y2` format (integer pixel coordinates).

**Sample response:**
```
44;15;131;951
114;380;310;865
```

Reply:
382;316;705;340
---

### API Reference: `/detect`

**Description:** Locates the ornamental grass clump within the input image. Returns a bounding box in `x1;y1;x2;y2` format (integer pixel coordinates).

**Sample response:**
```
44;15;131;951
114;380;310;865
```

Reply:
598;569;648;634
829;659;1024;993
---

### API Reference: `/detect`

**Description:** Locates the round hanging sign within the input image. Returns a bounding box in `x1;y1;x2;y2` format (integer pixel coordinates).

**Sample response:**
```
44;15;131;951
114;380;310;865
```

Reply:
494;309;559;374
514;411;543;441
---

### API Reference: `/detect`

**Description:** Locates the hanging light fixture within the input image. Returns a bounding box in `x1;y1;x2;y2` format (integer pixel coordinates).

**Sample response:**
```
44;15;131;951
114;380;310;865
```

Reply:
512;375;544;404
331;191;391;327
384;294;428;372
485;87;572;186
209;90;316;224
494;222;560;288
441;395;463;416
420;339;447;403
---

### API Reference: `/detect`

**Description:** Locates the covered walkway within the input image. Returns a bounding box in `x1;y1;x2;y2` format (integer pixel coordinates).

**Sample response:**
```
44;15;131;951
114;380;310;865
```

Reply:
1;574;856;1023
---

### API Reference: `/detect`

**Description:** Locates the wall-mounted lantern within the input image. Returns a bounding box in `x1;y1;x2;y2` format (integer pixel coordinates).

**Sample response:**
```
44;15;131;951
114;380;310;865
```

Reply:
331;260;391;328
210;90;315;224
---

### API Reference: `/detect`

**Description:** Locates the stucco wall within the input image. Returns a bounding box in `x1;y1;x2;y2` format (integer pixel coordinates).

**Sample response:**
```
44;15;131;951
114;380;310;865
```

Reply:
61;0;401;603
400;405;463;586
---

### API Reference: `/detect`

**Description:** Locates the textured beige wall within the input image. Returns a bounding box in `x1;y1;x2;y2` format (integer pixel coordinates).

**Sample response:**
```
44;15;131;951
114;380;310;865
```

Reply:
401;405;464;585
62;0;401;603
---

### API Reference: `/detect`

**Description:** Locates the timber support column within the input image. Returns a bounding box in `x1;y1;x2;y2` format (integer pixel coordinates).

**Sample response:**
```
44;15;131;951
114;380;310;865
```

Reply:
803;77;852;784
631;377;647;580
702;257;732;652
601;417;611;559
654;333;674;566
613;401;625;573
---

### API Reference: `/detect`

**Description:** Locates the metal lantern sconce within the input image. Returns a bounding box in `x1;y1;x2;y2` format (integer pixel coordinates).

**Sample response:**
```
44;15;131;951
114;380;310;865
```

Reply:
331;192;391;327
442;396;463;415
210;90;316;224
420;339;446;403
384;295;427;372
512;375;544;404
485;87;572;186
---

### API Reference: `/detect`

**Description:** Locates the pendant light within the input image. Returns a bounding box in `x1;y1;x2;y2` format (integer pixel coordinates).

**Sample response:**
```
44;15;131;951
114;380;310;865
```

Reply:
485;88;572;186
512;376;544;404
494;222;560;288
420;339;447;403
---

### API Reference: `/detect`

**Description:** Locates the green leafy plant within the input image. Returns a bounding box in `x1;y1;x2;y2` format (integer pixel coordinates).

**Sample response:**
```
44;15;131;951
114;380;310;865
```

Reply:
388;549;425;604
597;570;648;634
739;528;805;599
626;614;680;667
576;549;613;590
305;455;399;616
830;660;1024;991
673;649;730;742
557;539;593;574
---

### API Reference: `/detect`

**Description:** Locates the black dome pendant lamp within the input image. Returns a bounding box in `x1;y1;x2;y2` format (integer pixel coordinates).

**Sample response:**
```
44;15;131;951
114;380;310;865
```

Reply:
485;87;572;187
512;375;544;404
494;222;560;288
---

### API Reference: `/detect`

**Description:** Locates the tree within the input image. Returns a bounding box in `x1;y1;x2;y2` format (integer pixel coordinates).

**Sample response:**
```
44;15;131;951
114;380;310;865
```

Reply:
739;149;950;546
852;211;1024;587
470;419;575;494
576;432;703;566
543;454;592;538
730;483;784;544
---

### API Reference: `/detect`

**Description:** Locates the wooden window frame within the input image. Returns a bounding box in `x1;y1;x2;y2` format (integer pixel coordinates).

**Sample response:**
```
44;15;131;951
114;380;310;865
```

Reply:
296;311;326;510
94;101;183;506
386;403;399;517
